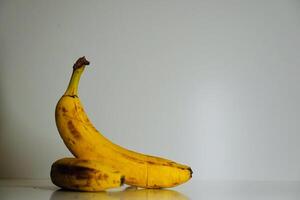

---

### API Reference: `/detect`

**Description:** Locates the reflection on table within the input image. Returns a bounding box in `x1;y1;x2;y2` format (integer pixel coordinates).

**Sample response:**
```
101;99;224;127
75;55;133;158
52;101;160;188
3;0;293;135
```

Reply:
50;186;189;200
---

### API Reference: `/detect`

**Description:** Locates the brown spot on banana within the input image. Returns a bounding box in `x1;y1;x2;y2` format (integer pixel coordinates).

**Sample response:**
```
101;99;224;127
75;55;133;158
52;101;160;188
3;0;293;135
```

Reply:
72;184;80;189
177;166;189;170
152;184;161;189
86;178;92;187
75;173;92;180
77;159;90;164
120;176;125;186
63;94;78;98
97;173;105;180
117;152;145;164
67;120;81;139
103;174;109;180
54;163;97;176
66;138;76;145
147;160;188;170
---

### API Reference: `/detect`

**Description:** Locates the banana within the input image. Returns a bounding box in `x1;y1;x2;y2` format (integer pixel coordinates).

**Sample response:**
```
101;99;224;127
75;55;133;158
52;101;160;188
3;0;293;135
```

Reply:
51;157;124;191
55;57;192;188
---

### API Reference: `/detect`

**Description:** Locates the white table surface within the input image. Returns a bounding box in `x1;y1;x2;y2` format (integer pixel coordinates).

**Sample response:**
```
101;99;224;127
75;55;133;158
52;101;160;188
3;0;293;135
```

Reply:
0;179;299;200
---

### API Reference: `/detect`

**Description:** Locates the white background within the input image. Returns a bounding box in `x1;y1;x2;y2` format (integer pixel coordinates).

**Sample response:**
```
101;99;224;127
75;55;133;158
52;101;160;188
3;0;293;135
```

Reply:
0;0;300;180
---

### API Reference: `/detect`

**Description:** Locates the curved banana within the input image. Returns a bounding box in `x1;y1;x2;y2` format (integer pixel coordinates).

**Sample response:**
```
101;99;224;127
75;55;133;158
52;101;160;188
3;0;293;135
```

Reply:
55;57;192;188
51;157;124;191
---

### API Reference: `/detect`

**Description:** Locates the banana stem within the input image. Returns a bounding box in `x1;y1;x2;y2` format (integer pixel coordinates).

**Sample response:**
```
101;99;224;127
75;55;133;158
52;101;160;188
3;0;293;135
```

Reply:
64;56;90;96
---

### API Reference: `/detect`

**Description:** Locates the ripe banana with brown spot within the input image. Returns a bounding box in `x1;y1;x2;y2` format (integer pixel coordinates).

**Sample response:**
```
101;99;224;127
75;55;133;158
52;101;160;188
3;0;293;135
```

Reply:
54;57;192;189
51;158;124;191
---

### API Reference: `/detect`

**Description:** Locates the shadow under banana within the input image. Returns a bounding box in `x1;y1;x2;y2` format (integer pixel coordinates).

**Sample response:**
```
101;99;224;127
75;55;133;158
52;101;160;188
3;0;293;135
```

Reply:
50;186;189;200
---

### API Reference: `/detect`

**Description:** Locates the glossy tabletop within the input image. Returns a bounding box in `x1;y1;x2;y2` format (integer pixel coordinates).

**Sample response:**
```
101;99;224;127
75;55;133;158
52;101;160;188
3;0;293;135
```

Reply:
0;179;299;200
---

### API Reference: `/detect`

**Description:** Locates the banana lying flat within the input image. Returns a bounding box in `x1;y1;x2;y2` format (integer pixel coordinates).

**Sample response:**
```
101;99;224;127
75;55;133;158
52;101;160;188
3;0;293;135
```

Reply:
54;57;192;189
51;158;124;191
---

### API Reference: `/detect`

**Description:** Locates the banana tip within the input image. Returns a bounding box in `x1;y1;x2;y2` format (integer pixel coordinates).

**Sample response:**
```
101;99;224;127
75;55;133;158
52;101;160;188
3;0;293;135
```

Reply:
188;167;193;178
73;56;90;70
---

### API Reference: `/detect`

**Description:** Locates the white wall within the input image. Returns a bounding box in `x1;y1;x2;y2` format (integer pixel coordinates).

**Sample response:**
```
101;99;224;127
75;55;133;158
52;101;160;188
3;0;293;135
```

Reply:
0;0;300;180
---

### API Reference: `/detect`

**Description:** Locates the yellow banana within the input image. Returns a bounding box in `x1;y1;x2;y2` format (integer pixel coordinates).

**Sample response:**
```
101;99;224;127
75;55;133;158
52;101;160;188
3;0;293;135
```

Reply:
55;57;192;188
51;157;124;191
